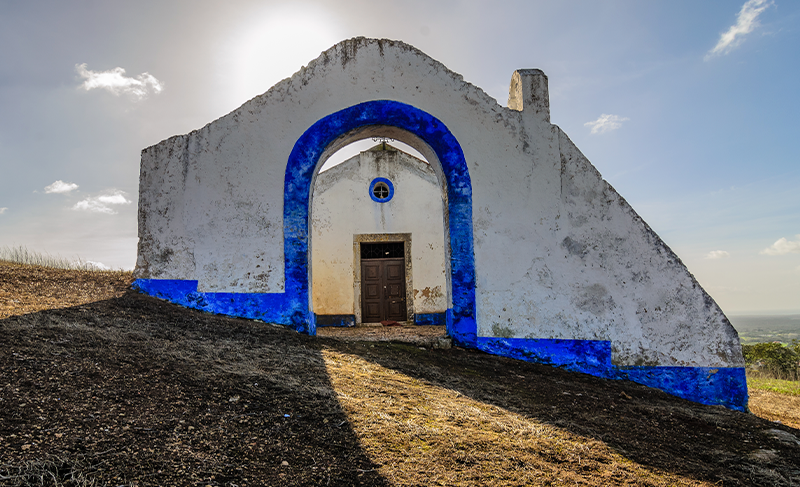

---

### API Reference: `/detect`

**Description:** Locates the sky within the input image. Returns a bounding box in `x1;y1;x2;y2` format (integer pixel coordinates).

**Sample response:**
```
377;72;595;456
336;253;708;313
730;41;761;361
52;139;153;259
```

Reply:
0;0;798;314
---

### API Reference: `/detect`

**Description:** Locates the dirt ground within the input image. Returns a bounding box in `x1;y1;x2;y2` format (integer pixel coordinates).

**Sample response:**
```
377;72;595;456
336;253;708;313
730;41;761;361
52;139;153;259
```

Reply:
2;261;800;486
317;324;448;347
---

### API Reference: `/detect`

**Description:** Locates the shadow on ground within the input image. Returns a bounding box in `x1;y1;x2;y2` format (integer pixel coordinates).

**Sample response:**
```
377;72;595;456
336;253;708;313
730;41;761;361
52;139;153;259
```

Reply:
1;291;388;486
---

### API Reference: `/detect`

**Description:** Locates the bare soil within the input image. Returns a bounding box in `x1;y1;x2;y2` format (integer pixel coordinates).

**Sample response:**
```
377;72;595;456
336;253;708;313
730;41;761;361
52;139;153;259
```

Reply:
2;261;800;486
317;324;448;347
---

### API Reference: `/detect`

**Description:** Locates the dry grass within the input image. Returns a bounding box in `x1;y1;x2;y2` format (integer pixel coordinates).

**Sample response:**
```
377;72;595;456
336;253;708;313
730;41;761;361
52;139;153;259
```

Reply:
0;245;111;271
748;376;800;397
322;349;711;486
746;371;800;429
0;455;98;487
748;390;800;430
0;261;131;319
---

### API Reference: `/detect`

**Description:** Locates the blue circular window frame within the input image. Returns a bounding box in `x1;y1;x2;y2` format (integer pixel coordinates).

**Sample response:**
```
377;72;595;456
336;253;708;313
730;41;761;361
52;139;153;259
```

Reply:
283;99;476;346
369;177;394;203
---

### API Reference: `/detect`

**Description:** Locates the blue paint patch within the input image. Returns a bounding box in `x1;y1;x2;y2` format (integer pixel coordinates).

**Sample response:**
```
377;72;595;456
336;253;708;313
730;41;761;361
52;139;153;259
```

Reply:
369;177;394;203
448;308;476;348
615;366;748;412
477;337;612;377
315;314;356;327
476;337;748;411
414;313;446;326
131;279;314;334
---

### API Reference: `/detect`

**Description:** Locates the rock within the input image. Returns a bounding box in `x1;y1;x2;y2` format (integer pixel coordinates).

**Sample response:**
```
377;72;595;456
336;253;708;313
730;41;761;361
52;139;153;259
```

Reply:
436;337;452;349
764;429;800;445
747;449;778;462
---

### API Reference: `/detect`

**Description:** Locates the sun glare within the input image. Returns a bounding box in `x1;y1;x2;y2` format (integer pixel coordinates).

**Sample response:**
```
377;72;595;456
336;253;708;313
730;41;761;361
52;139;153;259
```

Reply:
217;6;344;111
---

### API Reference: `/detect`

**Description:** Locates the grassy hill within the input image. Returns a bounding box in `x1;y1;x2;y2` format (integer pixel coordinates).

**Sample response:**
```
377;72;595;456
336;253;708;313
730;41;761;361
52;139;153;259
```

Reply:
1;260;799;486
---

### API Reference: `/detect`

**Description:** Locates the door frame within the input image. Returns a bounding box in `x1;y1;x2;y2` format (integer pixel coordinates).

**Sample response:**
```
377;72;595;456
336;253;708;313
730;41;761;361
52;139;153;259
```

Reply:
353;233;413;324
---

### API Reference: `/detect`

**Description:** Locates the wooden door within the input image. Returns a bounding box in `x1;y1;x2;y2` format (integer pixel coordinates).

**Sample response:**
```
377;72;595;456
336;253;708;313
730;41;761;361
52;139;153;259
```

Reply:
361;257;406;322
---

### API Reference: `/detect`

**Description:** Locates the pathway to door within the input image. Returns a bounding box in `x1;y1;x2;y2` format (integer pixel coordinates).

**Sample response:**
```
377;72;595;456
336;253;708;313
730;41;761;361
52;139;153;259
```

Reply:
316;324;449;348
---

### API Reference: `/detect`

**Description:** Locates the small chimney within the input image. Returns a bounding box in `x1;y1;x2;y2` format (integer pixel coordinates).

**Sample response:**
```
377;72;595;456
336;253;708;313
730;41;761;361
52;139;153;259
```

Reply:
507;69;550;123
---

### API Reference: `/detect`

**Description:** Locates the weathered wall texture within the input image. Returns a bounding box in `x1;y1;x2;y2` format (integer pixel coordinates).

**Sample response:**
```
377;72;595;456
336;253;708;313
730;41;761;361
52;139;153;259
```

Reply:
310;145;447;319
134;37;746;410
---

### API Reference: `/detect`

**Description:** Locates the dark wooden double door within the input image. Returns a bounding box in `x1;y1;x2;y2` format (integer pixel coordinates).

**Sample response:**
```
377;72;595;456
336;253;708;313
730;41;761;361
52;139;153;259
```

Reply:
361;258;407;323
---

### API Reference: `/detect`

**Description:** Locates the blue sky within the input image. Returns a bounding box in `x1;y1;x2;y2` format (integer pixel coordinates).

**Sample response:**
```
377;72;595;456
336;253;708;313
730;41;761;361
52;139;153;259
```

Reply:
0;0;798;314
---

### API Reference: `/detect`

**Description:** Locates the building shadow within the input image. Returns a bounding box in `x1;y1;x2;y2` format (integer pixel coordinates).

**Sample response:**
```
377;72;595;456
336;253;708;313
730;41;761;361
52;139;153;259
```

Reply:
0;290;389;487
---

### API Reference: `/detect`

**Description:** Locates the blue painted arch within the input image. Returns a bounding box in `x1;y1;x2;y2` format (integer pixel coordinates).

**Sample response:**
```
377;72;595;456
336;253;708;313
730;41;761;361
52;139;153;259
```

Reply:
284;100;477;345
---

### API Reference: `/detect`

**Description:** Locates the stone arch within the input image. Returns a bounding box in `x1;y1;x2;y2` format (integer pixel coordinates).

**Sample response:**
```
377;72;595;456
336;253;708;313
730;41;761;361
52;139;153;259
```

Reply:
283;100;476;345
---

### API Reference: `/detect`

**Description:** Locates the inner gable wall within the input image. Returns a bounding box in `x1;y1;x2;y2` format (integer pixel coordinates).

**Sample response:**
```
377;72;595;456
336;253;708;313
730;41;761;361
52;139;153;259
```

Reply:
310;147;448;324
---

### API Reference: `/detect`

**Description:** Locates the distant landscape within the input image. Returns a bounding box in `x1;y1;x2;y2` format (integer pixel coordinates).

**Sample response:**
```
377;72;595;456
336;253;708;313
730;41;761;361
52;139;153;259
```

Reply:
728;314;800;344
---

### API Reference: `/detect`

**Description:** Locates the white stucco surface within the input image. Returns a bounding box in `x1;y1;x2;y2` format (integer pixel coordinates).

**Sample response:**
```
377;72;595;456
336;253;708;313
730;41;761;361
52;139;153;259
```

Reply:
136;37;743;369
310;144;447;319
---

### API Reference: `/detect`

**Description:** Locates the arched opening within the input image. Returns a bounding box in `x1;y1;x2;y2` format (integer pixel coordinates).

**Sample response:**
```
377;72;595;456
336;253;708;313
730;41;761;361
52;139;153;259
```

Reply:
318;138;428;173
283;100;476;347
310;135;448;336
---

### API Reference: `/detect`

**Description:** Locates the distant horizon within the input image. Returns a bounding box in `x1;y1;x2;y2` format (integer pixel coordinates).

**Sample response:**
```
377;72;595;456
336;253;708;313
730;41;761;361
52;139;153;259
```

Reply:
727;310;800;317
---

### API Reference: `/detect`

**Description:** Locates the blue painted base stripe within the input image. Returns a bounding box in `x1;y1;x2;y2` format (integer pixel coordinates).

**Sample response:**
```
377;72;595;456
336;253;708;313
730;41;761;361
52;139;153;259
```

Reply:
315;314;356;327
476;337;748;412
415;313;446;326
132;279;314;335
448;308;476;348
615;366;748;412
477;337;612;377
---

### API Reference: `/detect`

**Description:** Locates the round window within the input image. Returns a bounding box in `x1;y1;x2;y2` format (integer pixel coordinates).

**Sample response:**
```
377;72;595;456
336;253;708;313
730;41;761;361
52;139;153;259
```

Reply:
369;177;394;203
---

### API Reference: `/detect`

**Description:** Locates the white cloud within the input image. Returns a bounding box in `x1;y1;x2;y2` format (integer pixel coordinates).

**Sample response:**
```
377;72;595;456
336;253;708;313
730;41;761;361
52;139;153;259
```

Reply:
0;207;7;214
44;180;79;194
584;114;629;134
97;193;130;205
76;63;164;99
761;235;800;256
706;0;773;60
706;250;731;260
73;190;132;214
